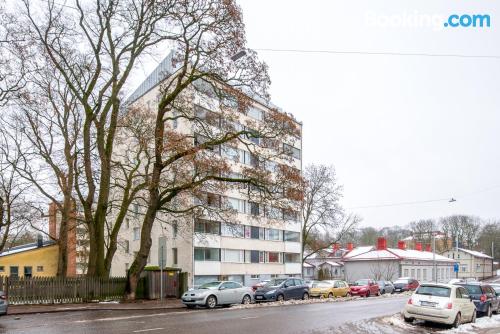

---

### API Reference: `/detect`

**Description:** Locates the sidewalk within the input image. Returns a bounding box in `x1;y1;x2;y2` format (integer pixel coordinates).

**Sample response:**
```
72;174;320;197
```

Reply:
7;298;185;315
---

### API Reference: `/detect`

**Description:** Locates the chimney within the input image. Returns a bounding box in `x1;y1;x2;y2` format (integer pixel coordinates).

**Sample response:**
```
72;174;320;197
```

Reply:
376;237;387;250
415;242;423;251
347;242;354;251
425;244;431;252
397;240;406;250
37;234;44;248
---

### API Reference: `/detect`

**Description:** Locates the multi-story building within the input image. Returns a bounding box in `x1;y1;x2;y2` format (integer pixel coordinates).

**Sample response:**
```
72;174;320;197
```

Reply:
111;53;303;287
441;248;494;280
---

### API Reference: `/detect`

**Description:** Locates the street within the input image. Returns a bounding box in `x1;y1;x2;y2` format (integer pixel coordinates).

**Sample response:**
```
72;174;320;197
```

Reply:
0;296;408;334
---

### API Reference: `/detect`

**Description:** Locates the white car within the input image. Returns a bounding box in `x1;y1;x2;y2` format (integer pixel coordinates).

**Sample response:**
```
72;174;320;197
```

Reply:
403;283;476;328
181;281;254;309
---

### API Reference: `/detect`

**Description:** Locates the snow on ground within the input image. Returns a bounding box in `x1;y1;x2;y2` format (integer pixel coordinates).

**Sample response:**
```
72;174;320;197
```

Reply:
230;291;412;310
441;314;500;334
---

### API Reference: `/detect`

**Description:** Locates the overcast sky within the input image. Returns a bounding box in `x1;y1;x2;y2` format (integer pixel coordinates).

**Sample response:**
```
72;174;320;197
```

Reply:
234;0;500;228
133;0;500;229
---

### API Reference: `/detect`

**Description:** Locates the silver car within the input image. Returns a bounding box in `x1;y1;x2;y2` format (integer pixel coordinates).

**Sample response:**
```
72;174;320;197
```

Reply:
182;281;254;309
0;290;8;315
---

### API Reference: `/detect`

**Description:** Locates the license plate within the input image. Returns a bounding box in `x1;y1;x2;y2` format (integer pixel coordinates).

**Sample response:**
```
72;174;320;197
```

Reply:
256;296;263;299
395;289;401;291
420;301;437;307
184;298;192;302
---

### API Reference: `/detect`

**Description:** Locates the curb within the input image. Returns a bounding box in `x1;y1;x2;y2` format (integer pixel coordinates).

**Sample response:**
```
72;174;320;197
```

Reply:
7;305;186;316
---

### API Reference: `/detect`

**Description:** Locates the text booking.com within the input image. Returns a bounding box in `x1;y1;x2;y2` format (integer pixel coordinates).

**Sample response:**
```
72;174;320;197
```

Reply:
365;11;491;30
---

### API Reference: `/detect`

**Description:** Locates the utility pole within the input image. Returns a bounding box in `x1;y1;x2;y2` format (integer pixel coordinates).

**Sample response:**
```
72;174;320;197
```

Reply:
160;245;164;302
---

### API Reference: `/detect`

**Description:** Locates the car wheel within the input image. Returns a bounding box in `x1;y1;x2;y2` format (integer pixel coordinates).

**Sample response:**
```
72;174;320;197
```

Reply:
366;291;370;298
242;294;251;305
452;312;461;328
403;315;413;323
302;292;309;300
206;295;217;309
277;294;285;302
486;305;492;318
347;292;352;297
328;292;334;299
376;290;381;296
471;311;476;323
381;289;385;295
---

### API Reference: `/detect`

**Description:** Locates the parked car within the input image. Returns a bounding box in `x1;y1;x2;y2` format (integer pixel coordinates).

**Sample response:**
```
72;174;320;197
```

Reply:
377;281;394;294
455;283;500;317
448;278;464;285
393;278;419;293
310;280;350;298
403;283;476;328
324;280;351;297
489;284;500;296
0;290;7;316
254;278;309;302
181;281;253;309
349;279;379;297
251;280;270;292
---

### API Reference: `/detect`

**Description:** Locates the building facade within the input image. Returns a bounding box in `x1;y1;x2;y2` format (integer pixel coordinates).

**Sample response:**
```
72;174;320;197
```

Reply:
0;239;58;278
342;238;455;283
441;248;494;280
111;53;303;287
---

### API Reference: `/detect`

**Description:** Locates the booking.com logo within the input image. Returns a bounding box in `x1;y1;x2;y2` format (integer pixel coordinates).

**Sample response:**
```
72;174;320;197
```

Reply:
444;14;491;28
365;11;491;30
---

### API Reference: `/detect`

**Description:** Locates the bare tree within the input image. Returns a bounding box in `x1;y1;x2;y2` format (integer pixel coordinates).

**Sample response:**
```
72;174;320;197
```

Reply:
440;215;481;250
301;164;359;263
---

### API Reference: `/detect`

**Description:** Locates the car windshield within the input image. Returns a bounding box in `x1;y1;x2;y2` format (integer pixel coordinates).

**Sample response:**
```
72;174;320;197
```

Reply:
493;287;500;294
461;284;482;294
416;285;451;297
394;279;409;284
265;279;286;287
199;281;221;289
353;279;369;286
312;282;331;288
377;281;385;286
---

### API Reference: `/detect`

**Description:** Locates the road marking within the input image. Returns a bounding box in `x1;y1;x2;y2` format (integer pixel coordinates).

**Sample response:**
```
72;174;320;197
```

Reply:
132;328;164;333
73;311;194;323
240;316;258;320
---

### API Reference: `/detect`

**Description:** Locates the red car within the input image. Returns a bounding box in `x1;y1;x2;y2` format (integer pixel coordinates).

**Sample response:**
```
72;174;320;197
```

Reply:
349;279;380;297
393;278;419;293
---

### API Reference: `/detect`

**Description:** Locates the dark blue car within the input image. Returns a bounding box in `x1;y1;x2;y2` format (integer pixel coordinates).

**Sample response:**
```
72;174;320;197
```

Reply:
254;278;309;302
456;283;500;317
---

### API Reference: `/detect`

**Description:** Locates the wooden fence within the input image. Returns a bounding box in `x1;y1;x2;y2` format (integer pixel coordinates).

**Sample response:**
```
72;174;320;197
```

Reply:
0;276;127;305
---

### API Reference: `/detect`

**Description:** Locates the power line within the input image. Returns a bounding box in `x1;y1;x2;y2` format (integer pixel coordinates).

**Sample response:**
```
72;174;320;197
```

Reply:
254;48;500;60
348;184;500;210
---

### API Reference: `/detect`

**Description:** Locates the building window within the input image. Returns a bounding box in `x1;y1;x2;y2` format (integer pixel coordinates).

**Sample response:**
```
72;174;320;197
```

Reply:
10;266;18;278
411;269;415;278
222;249;244;263
0;266;4;272
172;248;178;265
195;219;220;235
423;269;427;281
249;202;260;216
133;227;140;241
124;240;130;253
266;206;283;220
227;197;246;214
221;223;244;238
417;269;421;280
247;106;263;121
125;218;130;229
404;268;409;277
172;221;178;238
250;250;260;263
284;231;300;242
194;247;220;261
283;143;301;160
284;253;301;263
266;228;282;241
24;266;32;278
133;203;139;217
461;265;467;272
271;274;279;278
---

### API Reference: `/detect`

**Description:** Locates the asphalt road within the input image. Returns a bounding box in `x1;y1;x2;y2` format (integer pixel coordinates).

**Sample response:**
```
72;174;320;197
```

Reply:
0;296;408;334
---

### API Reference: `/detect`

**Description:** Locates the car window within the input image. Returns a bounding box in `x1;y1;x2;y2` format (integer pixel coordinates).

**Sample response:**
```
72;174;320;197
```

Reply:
265;279;286;287
228;282;242;289
221;282;234;289
493;286;500;294
460;284;482;295
459;287;469;299
455;288;462;298
294;279;303;286
285;279;295;287
416;285;451;297
353;279;370;286
199;281;222;289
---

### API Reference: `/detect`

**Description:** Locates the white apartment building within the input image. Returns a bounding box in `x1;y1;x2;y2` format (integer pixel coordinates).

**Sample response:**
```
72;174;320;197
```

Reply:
110;53;303;287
